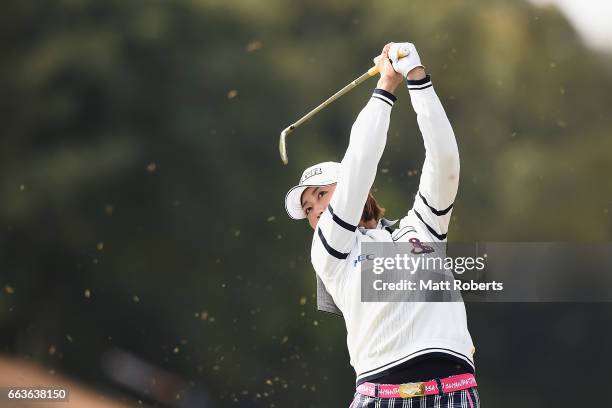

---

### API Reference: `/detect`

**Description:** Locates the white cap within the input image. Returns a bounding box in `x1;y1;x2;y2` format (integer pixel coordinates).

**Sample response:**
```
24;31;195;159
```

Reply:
284;161;340;220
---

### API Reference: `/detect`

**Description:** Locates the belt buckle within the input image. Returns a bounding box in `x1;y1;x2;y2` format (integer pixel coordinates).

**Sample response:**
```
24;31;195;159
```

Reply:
398;382;425;398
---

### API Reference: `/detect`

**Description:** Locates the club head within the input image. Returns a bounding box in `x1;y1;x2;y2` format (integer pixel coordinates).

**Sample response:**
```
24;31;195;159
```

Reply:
279;126;293;165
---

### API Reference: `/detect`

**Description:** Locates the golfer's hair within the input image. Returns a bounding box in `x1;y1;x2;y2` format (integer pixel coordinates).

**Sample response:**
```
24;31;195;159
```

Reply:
361;193;385;223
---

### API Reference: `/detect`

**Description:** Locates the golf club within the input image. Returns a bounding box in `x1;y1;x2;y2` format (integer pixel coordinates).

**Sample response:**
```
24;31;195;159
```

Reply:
279;47;409;164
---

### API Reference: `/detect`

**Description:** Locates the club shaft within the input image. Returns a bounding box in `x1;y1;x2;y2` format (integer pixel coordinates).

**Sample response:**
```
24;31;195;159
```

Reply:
288;71;371;130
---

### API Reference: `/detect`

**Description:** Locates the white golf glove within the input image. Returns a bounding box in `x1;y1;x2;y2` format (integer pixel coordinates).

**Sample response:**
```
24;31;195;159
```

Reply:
389;42;423;79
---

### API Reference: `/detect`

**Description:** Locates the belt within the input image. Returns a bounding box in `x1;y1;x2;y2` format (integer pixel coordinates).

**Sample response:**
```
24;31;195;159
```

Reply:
356;373;477;399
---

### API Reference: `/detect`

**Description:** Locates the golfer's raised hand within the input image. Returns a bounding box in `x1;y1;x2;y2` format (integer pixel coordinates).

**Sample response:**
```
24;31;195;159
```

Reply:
389;42;426;80
373;43;404;94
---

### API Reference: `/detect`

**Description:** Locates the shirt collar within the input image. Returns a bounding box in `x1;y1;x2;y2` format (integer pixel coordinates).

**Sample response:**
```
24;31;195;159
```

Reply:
358;218;398;233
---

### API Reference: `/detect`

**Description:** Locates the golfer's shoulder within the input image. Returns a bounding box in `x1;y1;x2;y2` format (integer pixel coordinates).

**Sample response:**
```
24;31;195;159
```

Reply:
310;227;359;273
310;225;360;257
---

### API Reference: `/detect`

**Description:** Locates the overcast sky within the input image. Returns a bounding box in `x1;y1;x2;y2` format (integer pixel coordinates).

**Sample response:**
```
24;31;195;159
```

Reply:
530;0;612;52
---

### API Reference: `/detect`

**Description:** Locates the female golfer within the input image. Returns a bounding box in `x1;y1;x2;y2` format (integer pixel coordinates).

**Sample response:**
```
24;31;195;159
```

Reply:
284;42;479;407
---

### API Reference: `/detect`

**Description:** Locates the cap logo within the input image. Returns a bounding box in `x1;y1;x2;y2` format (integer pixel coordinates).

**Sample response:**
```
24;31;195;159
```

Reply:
300;167;322;184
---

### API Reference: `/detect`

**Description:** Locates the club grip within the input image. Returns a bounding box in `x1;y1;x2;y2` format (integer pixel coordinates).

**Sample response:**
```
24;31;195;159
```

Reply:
367;47;410;77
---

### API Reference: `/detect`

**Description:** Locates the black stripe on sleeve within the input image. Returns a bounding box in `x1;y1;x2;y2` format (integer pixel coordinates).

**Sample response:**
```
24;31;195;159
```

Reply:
407;74;433;91
328;205;357;232
373;88;397;102
406;74;431;86
371;95;392;107
418;191;453;216
317;228;349;259
413;209;447;240
408;83;433;90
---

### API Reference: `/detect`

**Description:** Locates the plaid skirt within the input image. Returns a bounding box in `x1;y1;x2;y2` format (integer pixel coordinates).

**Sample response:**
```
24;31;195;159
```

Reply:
349;387;480;408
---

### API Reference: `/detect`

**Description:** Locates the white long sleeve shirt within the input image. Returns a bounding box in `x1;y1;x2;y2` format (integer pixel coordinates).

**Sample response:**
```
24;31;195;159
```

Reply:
310;77;475;384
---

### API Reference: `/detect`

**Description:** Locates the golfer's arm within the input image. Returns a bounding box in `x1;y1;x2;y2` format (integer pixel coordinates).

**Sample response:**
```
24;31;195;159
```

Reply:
330;90;394;225
409;76;459;236
313;90;393;266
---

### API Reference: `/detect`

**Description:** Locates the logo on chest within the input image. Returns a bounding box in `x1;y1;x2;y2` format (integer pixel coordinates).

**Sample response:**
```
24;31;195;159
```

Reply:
409;238;434;254
354;253;375;267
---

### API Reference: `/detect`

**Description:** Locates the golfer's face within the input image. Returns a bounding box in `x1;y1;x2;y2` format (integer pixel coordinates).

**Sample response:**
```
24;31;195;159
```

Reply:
301;184;337;230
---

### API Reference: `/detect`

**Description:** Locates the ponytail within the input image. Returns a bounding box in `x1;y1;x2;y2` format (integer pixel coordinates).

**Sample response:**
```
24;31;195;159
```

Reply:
361;193;385;224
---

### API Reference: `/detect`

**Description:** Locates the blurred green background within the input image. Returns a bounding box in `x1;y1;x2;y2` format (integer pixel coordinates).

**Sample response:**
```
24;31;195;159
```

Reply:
1;0;611;406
